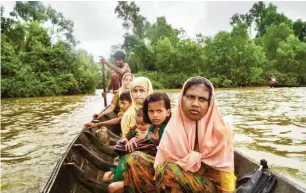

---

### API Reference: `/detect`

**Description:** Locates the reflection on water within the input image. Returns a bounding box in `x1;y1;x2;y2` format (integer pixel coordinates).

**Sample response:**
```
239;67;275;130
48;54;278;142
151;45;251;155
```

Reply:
1;91;113;192
1;87;306;192
215;87;306;187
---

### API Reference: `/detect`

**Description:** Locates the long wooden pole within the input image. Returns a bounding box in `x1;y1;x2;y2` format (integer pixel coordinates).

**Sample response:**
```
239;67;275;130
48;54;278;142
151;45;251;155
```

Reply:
102;62;107;107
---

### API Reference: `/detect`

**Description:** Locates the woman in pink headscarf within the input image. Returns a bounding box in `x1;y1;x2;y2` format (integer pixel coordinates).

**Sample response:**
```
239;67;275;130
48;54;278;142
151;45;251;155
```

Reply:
154;77;236;193
123;77;235;193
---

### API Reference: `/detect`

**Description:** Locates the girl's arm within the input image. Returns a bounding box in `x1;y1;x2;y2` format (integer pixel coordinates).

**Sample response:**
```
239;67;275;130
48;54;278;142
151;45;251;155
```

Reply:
97;117;122;126
149;132;160;145
85;117;122;128
97;103;115;118
97;92;119;118
148;127;161;145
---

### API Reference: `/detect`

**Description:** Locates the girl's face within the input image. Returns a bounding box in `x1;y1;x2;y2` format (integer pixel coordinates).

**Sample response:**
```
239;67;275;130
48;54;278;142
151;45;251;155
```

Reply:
131;86;148;105
148;101;171;127
181;84;210;121
123;75;133;89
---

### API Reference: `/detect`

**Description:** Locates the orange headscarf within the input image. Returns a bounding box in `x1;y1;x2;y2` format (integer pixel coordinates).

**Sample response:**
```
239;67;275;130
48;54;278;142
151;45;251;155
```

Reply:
154;77;234;173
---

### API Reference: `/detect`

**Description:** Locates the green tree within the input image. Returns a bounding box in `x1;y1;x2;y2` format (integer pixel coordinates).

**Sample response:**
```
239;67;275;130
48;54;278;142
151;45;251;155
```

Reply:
230;2;292;37
10;1;77;46
272;35;306;84
293;19;306;42
203;25;266;87
110;1;306;88
261;22;293;60
146;16;180;45
1;2;100;98
114;1;147;39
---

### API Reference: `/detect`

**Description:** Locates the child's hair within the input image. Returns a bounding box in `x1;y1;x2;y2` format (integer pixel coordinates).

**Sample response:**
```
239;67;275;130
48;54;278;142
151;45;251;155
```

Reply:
119;91;132;103
136;107;144;117
143;93;171;124
114;51;125;60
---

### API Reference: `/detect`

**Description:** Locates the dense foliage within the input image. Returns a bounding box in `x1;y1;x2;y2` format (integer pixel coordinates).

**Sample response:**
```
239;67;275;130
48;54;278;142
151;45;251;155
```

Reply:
1;2;101;98
2;1;306;98
113;1;306;88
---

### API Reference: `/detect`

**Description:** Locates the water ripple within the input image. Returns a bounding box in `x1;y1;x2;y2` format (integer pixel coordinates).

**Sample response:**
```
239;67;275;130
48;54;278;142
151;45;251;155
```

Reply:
1;87;306;192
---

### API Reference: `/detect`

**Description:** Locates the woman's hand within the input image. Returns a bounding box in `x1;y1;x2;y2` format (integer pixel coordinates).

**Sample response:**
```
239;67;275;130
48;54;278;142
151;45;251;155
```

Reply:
85;122;98;128
125;137;138;152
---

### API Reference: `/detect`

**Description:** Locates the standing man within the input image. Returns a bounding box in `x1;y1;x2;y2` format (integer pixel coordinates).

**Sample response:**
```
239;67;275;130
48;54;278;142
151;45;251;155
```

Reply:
100;51;131;95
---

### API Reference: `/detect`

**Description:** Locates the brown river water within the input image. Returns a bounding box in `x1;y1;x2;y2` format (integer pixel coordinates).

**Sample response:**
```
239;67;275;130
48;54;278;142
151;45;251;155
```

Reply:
1;87;306;192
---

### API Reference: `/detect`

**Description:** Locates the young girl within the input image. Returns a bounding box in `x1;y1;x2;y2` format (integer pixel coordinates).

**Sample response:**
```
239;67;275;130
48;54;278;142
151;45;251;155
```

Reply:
107;93;172;193
103;108;150;184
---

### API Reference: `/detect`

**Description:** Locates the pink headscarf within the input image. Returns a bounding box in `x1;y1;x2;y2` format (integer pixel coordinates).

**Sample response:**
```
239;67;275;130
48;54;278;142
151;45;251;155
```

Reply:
154;77;234;173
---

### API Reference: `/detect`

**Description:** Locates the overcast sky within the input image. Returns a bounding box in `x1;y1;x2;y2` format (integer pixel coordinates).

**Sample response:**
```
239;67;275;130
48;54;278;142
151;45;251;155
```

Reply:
2;1;306;61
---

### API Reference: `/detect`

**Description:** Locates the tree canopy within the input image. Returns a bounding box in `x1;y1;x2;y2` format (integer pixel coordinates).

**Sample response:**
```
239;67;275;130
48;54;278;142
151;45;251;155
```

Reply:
2;1;306;98
112;1;306;88
1;2;101;98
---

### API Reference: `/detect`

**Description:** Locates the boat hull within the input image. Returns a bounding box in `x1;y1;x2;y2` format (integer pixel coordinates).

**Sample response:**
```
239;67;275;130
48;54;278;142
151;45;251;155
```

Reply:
43;116;306;193
269;84;306;88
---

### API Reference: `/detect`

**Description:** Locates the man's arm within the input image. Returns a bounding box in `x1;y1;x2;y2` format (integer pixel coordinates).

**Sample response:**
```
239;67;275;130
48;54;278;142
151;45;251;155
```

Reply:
100;57;129;76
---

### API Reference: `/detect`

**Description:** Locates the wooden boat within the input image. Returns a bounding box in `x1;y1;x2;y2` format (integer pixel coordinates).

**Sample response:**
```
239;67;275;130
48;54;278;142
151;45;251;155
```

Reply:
269;84;306;88
42;109;306;193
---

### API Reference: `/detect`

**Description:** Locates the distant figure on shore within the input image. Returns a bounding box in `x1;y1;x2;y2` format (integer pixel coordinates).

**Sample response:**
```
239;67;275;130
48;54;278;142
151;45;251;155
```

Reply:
100;51;131;95
267;73;277;85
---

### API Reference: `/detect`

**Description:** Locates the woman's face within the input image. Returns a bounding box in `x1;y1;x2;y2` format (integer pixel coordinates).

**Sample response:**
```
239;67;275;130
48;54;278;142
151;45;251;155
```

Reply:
131;86;148;105
181;84;210;121
123;75;133;89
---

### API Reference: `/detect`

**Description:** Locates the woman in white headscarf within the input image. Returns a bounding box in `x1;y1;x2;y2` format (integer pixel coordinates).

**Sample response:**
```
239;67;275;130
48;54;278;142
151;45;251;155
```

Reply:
120;77;153;137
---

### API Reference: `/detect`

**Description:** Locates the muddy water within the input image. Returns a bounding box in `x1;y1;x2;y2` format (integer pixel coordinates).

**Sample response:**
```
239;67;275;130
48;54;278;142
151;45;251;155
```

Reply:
1;87;305;192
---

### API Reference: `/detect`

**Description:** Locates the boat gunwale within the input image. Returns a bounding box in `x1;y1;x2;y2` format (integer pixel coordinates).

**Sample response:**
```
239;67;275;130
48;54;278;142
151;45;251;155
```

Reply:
42;104;111;193
234;149;306;192
42;102;306;193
